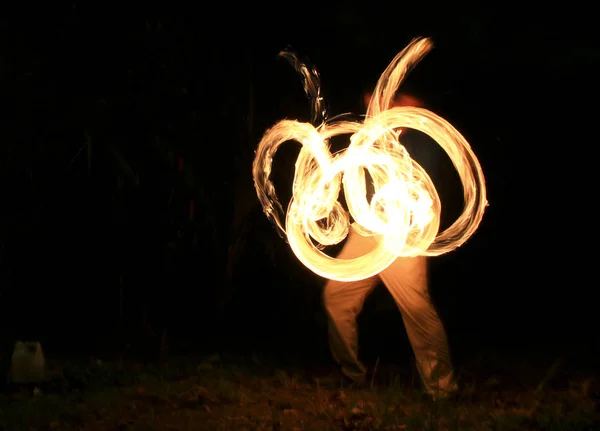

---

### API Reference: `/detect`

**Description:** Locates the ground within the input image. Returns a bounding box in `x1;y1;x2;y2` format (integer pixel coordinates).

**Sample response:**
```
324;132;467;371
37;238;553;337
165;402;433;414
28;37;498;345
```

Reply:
1;351;598;430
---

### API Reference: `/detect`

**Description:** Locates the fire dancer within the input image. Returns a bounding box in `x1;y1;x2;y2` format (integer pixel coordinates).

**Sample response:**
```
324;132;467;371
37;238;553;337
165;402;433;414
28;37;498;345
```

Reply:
322;90;458;400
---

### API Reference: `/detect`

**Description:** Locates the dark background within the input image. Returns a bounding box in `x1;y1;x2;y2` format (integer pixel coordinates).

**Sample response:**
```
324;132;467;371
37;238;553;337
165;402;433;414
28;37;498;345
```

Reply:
0;4;597;372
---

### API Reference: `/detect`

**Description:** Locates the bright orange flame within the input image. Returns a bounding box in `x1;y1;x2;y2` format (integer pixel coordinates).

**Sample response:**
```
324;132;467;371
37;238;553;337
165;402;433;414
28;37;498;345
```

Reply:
253;37;488;282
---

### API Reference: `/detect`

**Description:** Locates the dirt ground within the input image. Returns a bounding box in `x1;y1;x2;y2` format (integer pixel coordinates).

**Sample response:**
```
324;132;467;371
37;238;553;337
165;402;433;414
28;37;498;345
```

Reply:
1;352;598;430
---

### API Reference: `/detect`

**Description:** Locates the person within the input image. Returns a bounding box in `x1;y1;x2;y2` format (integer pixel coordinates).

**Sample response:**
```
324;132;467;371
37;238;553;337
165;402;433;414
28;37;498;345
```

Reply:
321;90;458;400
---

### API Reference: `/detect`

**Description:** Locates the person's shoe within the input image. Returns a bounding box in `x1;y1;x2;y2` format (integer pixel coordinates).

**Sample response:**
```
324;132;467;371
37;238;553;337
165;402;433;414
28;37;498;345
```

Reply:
313;369;365;389
421;389;462;404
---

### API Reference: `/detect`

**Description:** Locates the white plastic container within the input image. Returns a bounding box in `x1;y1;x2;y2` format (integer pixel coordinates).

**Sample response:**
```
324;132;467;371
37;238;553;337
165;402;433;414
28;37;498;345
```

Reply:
10;341;45;383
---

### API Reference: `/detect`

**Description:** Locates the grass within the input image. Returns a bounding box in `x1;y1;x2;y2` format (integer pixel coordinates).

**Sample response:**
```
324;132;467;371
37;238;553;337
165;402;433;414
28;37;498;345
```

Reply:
0;352;598;430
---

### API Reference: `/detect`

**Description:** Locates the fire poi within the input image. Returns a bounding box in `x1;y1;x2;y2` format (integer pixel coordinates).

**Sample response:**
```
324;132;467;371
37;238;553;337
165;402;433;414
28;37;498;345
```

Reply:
252;37;488;282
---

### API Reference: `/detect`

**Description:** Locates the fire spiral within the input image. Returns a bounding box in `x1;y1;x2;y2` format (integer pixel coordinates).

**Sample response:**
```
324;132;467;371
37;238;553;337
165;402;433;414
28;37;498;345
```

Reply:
253;37;487;282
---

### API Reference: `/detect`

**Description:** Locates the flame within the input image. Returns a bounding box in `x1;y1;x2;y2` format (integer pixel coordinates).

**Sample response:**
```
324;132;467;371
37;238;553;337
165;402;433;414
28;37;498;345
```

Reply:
253;37;487;282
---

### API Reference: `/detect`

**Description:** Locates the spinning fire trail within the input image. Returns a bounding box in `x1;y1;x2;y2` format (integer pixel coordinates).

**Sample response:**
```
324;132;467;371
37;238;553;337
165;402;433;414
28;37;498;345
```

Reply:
252;37;488;282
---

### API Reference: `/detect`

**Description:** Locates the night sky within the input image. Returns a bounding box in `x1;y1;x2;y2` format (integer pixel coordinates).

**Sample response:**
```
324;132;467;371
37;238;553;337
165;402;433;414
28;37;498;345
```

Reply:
0;4;598;370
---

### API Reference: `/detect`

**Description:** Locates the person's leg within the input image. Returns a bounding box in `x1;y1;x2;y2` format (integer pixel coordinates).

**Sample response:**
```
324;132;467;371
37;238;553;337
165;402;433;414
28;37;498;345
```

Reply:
380;256;457;398
323;229;379;383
